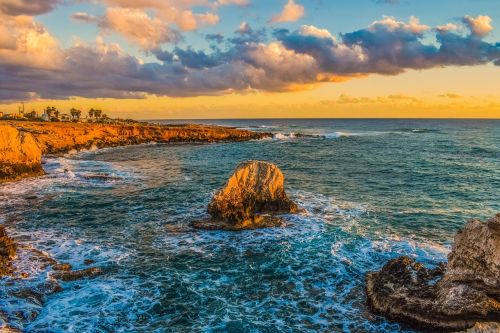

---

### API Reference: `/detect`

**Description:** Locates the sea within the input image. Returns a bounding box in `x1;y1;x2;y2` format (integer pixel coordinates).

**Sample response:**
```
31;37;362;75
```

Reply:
0;119;499;332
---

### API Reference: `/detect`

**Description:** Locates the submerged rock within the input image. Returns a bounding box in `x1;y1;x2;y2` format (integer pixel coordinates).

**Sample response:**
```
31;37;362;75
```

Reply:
366;213;500;331
192;160;298;230
52;267;104;282
0;225;17;277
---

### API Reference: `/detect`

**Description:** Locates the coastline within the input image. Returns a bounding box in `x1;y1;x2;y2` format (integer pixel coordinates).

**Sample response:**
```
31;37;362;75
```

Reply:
0;121;271;183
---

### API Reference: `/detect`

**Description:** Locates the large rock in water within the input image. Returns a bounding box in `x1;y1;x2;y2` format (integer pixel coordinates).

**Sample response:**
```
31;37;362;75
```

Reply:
0;125;44;183
366;213;500;331
192;161;298;230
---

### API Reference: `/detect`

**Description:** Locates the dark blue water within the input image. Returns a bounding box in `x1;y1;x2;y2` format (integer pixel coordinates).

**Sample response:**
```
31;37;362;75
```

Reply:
1;119;499;332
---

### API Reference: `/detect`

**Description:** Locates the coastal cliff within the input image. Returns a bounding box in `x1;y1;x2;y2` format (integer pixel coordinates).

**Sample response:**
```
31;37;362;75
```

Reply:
0;125;44;182
0;121;271;183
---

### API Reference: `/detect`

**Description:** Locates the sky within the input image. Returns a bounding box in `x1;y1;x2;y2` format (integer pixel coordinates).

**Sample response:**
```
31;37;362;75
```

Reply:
0;0;499;119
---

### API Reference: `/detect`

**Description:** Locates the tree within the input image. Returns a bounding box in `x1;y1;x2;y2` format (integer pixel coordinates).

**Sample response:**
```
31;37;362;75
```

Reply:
88;108;95;121
94;109;102;121
70;108;82;121
45;106;53;118
26;110;37;119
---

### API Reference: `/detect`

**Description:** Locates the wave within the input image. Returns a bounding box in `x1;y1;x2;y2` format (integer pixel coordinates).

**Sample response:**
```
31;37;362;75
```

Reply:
273;132;297;140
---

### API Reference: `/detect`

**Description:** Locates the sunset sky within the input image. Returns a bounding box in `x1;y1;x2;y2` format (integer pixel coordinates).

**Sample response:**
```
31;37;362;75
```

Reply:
1;0;499;119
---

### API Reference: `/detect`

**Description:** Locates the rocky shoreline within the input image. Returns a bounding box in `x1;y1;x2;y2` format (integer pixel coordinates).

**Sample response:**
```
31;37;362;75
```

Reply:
366;213;500;332
0;121;271;183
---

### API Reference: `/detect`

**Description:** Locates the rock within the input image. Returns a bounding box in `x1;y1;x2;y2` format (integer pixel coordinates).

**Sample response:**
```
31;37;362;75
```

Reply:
446;213;500;297
84;259;96;266
0;125;44;183
466;322;500;333
0;225;17;276
366;214;500;331
52;267;104;282
193;161;298;230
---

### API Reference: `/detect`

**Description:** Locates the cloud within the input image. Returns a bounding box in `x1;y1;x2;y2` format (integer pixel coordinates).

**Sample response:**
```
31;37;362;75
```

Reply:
0;0;60;16
337;94;421;104
213;0;249;7
440;93;461;99
72;12;98;23
0;14;62;69
463;15;493;37
99;8;181;50
0;15;499;102
270;0;304;23
277;15;499;75
95;0;225;32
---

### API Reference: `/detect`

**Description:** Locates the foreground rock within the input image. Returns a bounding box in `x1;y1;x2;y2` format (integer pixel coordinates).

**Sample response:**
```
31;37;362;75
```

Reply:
192;161;298;230
0;225;17;276
0;121;271;183
0;125;44;183
366;213;500;331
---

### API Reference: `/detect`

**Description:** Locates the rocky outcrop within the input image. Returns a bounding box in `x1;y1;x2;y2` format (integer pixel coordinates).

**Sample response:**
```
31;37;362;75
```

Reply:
0;121;271;183
446;213;500;297
0;125;44;183
366;213;500;331
0;225;17;276
192;161;298;230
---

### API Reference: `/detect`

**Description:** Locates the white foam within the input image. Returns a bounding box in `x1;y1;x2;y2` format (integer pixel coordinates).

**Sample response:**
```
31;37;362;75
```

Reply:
273;132;297;140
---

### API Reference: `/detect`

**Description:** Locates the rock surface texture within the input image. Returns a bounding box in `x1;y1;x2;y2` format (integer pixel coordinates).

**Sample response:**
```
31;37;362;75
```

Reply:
0;121;271;183
0;125;44;182
192;161;298;230
0;225;17;276
366;213;500;331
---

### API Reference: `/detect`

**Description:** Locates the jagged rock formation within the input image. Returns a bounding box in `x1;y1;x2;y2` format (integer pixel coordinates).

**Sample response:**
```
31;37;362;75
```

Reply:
366;213;500;331
0;125;44;183
0;121;271;183
446;213;500;297
0;225;17;276
192;160;298;230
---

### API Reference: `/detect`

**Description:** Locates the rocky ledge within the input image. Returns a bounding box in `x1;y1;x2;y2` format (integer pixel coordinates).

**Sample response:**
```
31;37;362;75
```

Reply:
366;213;500;331
0;121;271;183
192;160;299;230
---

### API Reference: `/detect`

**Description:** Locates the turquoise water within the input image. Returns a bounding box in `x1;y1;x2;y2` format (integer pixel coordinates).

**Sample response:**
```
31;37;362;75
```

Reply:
0;119;499;332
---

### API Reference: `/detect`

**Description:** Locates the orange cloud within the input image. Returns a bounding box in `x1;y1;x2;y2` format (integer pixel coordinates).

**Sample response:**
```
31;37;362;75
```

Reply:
270;0;304;23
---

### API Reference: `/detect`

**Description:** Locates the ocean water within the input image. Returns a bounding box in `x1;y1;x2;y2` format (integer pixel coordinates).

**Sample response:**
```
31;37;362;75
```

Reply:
0;119;499;333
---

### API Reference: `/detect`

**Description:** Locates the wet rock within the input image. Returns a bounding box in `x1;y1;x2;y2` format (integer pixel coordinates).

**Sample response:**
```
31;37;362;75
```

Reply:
192;160;298;230
52;263;72;272
83;259;96;266
52;267;104;282
366;214;500;331
446;213;500;297
466;322;500;333
0;225;17;276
